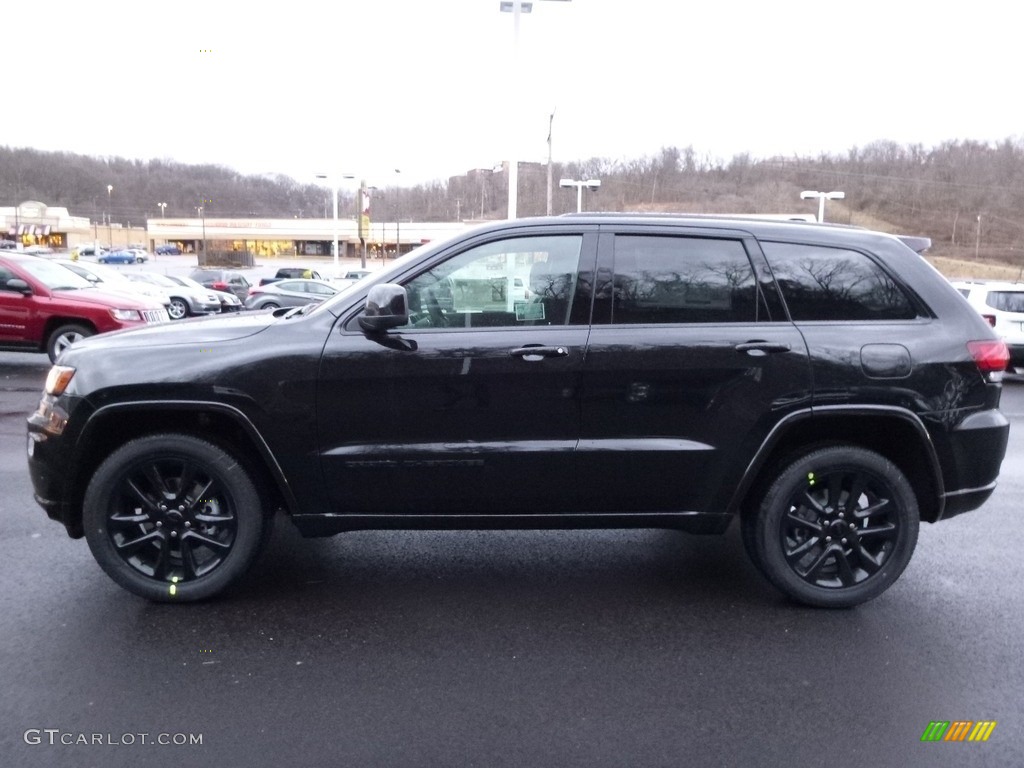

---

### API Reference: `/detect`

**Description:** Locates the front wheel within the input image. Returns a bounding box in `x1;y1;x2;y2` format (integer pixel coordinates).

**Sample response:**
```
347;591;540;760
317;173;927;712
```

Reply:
83;434;268;602
47;323;93;362
168;297;190;320
743;446;919;608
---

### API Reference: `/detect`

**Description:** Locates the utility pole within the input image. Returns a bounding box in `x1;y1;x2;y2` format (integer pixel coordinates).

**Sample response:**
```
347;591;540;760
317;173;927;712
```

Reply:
546;109;555;215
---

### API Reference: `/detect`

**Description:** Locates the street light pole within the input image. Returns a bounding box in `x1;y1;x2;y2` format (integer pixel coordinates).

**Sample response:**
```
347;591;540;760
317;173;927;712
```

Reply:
394;168;401;259
316;174;341;277
158;202;167;218
800;190;845;223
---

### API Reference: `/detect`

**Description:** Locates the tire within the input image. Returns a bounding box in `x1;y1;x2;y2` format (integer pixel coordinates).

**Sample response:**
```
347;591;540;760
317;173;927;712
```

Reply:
743;446;919;608
47;323;93;362
83;434;268;602
261;301;280;309
136;257;145;264
168;297;190;320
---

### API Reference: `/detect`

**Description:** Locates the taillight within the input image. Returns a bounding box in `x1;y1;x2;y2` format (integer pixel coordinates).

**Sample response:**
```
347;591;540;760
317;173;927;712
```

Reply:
212;281;228;291
967;339;1009;376
982;314;996;327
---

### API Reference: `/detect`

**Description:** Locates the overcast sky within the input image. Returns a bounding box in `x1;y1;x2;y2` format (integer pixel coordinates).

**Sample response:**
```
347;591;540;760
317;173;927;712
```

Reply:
4;0;1019;190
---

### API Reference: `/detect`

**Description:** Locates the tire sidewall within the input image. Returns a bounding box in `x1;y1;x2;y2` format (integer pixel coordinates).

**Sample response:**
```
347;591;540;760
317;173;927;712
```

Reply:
83;435;265;602
755;446;920;608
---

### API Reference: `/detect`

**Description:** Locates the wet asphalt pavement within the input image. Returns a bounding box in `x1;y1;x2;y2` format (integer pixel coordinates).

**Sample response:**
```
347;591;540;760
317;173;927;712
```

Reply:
0;352;1022;768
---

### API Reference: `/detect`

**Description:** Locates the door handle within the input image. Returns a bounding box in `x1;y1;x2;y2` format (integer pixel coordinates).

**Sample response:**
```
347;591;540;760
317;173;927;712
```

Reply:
735;341;791;356
510;345;569;360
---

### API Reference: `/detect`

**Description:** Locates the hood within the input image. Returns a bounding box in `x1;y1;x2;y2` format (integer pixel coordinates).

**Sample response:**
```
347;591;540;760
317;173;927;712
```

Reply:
66;309;279;356
51;286;166;309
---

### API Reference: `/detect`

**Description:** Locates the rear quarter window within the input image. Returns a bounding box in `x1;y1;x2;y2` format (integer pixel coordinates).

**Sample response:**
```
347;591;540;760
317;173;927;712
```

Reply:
761;241;919;321
985;291;1024;313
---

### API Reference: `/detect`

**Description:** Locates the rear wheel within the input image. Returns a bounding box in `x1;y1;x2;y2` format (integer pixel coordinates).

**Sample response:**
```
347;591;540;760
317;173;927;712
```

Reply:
47;323;93;362
83;434;268;602
743;446;919;608
261;301;280;309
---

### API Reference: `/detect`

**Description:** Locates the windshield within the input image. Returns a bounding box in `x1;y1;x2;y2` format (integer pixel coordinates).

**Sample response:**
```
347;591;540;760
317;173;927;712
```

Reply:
168;275;207;291
19;259;93;290
128;272;176;287
63;261;134;286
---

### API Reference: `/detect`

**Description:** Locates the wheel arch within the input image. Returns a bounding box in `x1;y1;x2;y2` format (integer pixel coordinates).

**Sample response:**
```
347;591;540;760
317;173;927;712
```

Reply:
43;316;98;341
65;401;298;534
730;406;944;524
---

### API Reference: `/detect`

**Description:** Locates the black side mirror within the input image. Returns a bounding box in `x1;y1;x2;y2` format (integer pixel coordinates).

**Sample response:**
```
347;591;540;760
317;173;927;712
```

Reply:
359;284;409;332
4;278;32;295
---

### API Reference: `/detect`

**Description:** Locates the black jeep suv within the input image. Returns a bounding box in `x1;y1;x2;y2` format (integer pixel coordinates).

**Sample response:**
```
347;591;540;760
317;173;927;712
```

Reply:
27;215;1010;607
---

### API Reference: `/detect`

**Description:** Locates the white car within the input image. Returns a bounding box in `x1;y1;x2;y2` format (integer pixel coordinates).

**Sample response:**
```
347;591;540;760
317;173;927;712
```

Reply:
52;259;173;313
952;280;1024;371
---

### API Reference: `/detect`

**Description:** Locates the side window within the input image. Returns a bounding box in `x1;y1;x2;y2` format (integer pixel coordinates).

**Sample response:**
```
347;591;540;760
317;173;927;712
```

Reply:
400;234;585;329
761;241;918;321
611;236;764;324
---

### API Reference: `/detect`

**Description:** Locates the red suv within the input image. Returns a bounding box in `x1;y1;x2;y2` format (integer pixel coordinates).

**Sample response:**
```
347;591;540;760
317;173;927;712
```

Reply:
0;253;170;362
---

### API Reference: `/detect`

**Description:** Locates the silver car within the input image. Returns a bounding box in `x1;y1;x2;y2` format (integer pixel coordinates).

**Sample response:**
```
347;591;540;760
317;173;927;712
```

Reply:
123;271;221;319
244;278;338;310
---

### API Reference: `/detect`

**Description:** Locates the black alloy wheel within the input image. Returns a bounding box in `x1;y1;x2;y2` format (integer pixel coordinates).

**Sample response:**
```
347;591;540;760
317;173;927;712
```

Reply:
745;446;919;608
83;435;267;601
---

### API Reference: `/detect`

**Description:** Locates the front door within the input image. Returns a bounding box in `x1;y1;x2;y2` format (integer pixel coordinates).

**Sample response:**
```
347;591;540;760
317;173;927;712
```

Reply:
318;230;597;516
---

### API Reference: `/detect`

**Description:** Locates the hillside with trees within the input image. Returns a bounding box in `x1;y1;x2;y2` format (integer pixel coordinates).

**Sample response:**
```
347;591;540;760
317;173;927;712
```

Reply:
3;138;1023;269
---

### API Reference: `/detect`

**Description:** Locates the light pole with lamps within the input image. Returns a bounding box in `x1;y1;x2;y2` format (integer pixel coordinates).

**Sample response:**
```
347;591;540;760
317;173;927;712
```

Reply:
498;0;572;219
158;202;167;218
559;177;601;212
800;190;845;223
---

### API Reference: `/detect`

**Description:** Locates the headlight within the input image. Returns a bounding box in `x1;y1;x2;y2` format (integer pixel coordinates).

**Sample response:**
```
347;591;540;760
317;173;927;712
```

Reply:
109;308;142;321
45;365;76;396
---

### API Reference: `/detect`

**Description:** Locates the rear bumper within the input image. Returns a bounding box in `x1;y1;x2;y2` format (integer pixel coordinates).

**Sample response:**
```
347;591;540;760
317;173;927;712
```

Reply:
936;408;1009;521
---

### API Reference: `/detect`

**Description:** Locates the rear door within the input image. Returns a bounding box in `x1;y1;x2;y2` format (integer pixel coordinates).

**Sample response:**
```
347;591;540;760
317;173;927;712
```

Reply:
578;227;812;515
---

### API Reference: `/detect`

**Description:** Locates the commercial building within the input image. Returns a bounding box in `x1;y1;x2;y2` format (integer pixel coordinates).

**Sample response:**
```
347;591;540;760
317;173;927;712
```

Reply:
2;200;469;259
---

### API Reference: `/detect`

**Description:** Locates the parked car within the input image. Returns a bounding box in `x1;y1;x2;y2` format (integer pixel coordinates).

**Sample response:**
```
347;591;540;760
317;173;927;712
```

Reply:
258;267;325;286
26;215;1010;606
22;245;55;256
51;259;173;313
244;278;338;310
0;252;168;361
99;249;147;265
155;244;182;255
0;240;19;250
188;268;253;301
164;274;243;313
122;271;221;319
71;245;108;260
951;280;1024;372
329;269;374;288
127;248;153;262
